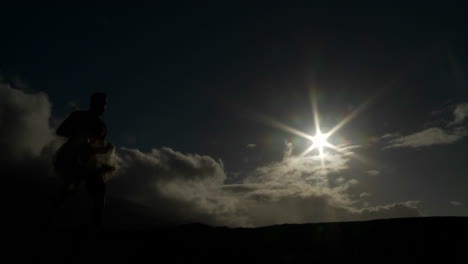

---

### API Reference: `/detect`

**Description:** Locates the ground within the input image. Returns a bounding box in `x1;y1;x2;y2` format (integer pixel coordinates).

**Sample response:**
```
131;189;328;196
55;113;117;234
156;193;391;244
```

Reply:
14;217;468;263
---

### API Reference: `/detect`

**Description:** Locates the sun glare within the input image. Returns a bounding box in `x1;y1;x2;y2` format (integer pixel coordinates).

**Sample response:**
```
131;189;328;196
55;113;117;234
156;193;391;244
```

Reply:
312;131;329;155
312;131;328;149
243;86;371;166
304;130;334;162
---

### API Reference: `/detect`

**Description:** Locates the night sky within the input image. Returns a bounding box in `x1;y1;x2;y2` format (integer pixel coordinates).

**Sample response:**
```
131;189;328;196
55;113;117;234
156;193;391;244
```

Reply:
2;5;468;228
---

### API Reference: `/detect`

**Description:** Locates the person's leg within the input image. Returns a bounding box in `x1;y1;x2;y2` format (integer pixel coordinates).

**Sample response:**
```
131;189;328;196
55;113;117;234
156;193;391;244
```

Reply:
85;174;106;230
44;176;81;228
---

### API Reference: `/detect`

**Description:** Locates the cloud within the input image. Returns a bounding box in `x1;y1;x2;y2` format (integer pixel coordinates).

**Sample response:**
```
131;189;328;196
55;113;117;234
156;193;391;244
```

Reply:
110;147;238;226
367;170;380;176
0;81;69;184
112;145;420;227
66;100;81;111
449;201;463;207
360;192;371;198
0;81;71;226
383;103;468;149
283;140;293;160
335;177;346;184
118;147;226;183
381;133;399;139
449;103;468;126
0;82;55;162
383;127;466;149
357;201;421;220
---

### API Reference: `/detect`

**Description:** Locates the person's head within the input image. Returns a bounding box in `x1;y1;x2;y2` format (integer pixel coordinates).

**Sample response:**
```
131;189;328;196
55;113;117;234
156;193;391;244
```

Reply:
89;92;107;116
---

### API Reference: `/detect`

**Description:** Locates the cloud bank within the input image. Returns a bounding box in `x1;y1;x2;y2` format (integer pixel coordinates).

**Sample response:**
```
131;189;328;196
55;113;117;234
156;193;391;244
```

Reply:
112;146;421;227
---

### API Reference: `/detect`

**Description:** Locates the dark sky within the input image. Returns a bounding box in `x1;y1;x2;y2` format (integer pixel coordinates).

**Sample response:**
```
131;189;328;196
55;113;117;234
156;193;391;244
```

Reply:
2;5;468;226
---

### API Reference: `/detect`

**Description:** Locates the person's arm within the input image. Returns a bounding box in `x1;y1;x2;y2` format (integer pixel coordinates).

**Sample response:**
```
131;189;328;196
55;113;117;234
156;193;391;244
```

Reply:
56;112;78;138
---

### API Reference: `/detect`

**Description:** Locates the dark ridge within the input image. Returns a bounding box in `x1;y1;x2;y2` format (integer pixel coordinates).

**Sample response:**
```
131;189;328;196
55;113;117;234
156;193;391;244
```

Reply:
16;217;467;262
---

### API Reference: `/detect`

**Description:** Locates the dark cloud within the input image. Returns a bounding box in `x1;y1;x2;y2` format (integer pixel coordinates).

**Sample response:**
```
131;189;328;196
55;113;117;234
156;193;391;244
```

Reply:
66;100;81;111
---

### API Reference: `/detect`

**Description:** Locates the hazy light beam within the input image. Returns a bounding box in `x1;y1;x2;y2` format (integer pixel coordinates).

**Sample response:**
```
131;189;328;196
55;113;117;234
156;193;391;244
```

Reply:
256;113;314;141
327;97;374;137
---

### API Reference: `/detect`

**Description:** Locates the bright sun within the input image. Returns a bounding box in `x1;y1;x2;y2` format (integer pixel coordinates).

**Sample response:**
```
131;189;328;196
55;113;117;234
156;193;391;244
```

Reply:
301;98;335;160
307;130;332;159
246;88;367;165
312;131;328;149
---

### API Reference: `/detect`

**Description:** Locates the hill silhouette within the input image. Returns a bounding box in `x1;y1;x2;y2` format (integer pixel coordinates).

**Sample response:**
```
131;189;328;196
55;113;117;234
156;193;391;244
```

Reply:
17;216;467;263
10;170;467;262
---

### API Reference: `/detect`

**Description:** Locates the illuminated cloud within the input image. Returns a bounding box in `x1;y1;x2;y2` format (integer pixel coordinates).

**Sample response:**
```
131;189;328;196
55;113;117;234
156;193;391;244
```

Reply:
449;201;463;207
113;147;421;227
1;81;69;226
367;170;380;176
449;103;468;126
283;140;293;160
384;102;468;149
358;201;420;220
335;177;346;184
0;82;55;161
360;192;371;198
112;147;241;225
381;133;399;139
233;154;417;226
383;127;466;149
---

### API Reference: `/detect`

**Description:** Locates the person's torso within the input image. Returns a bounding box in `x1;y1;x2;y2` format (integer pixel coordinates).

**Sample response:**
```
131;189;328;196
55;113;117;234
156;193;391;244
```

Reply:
71;110;107;141
57;111;108;166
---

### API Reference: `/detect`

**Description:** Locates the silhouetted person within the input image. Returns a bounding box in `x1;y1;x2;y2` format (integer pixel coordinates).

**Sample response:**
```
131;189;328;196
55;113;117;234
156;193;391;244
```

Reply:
47;92;115;231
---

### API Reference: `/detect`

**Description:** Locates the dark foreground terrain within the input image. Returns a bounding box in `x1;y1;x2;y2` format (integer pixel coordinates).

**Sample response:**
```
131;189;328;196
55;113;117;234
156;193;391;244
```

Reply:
13;217;468;263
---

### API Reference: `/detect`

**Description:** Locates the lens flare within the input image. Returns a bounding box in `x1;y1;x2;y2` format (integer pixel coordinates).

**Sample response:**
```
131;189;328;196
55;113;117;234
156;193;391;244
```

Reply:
230;84;377;168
